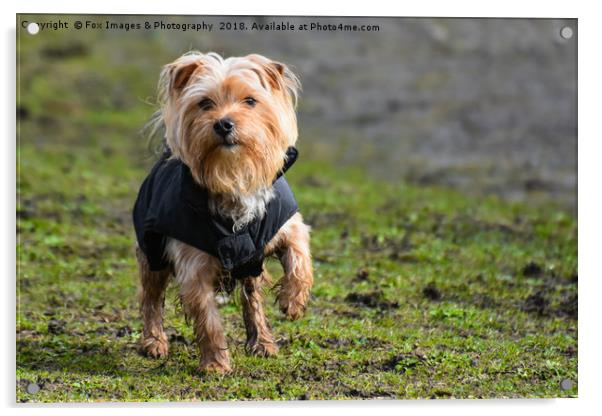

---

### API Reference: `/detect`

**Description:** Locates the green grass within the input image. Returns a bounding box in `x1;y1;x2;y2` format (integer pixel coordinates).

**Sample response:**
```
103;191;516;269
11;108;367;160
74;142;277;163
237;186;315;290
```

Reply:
16;25;577;402
16;143;578;401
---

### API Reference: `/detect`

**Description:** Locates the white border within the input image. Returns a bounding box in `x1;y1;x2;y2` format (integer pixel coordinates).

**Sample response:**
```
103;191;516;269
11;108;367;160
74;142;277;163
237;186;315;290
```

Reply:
3;1;599;415
8;0;582;17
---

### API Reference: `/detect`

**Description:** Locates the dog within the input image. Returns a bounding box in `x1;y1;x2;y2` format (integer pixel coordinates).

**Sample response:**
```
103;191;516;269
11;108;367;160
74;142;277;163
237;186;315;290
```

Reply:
132;52;313;374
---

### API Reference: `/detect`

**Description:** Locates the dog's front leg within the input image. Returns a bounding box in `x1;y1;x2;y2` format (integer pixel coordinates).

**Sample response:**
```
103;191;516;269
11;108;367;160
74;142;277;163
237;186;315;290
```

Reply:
241;272;278;357
177;258;231;374
277;214;313;320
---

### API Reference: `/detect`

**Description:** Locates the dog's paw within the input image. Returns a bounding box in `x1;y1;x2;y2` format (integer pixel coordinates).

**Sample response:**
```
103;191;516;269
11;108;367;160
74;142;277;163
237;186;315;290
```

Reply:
247;341;279;357
278;298;306;321
139;335;169;358
198;360;232;375
276;276;311;320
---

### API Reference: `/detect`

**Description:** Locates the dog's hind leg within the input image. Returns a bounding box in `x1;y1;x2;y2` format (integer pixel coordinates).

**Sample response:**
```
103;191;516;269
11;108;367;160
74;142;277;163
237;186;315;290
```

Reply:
241;272;278;357
136;246;171;358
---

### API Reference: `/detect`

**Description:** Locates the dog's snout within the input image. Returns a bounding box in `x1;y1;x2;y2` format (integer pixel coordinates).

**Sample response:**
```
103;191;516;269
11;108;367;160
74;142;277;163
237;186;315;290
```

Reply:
213;118;235;138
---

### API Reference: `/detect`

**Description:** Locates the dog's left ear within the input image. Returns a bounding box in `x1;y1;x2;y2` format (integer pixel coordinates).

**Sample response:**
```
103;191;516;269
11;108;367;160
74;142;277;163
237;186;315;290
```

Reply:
248;55;301;105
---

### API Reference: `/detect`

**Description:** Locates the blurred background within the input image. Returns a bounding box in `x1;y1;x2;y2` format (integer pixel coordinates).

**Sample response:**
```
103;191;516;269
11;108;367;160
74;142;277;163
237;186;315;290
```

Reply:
18;15;577;211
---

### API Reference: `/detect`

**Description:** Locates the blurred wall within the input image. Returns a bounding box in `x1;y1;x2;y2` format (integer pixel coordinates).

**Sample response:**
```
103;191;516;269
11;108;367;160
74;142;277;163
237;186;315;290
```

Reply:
17;16;577;208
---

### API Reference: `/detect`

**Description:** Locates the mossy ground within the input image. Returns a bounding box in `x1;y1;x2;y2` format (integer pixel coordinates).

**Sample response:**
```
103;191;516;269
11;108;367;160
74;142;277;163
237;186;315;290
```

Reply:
16;25;577;402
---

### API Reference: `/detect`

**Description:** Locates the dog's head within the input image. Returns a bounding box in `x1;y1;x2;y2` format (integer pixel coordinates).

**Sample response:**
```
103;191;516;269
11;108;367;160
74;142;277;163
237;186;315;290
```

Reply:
157;52;300;196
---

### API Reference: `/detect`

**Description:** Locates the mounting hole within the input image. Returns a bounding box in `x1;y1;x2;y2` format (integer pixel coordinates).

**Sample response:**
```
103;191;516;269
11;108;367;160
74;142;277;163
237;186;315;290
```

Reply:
560;379;573;391
26;22;40;35
26;382;40;394
560;26;573;40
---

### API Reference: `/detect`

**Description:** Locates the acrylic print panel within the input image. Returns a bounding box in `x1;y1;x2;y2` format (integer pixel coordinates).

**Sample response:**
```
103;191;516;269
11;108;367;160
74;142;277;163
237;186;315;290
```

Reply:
16;15;577;402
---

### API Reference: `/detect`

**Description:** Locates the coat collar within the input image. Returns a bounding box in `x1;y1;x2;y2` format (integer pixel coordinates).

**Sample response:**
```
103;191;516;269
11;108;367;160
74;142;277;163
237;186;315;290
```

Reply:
275;146;298;180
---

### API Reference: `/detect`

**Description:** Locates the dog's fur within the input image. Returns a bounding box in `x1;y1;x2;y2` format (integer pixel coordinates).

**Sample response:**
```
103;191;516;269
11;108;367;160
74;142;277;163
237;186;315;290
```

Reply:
136;52;313;374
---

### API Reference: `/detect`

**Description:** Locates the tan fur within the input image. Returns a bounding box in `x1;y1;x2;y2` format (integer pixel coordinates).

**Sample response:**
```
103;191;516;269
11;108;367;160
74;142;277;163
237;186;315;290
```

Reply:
264;213;313;320
166;240;231;373
136;52;312;374
136;246;170;358
156;51;300;196
241;271;279;357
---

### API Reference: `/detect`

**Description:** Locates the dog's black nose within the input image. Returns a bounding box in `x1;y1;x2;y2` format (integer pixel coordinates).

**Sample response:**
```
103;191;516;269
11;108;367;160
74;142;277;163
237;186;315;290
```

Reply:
213;118;235;138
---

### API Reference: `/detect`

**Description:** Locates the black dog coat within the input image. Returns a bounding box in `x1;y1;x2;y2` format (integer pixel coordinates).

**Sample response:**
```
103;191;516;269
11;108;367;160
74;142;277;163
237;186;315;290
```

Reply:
133;147;299;279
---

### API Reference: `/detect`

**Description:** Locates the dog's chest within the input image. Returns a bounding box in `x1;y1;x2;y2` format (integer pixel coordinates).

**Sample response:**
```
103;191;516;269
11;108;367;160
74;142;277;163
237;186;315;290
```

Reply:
208;187;276;233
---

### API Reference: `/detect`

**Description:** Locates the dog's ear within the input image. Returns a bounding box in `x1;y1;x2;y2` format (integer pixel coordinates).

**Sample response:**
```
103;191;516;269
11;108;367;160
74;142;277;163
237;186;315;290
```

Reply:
170;61;203;92
247;55;301;105
159;58;203;99
172;62;201;91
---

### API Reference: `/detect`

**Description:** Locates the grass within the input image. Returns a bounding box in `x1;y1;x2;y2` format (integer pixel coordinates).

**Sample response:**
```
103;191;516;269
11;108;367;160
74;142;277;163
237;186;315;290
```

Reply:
16;25;577;402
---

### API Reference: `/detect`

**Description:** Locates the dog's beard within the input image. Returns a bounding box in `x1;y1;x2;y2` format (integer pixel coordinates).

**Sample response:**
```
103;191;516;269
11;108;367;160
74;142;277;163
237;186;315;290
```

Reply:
185;133;285;196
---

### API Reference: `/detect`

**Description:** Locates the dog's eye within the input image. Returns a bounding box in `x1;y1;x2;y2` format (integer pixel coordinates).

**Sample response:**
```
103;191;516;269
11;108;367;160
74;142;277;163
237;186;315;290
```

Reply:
198;98;214;110
243;97;257;107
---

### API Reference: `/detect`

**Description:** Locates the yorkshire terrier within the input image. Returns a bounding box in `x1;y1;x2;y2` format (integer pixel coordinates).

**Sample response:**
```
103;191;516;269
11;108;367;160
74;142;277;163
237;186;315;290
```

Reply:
132;52;313;374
